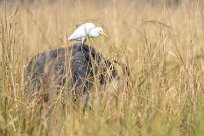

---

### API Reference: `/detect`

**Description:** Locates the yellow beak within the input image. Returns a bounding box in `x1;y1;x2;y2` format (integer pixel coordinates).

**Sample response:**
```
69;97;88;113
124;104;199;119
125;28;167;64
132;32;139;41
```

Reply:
101;31;108;38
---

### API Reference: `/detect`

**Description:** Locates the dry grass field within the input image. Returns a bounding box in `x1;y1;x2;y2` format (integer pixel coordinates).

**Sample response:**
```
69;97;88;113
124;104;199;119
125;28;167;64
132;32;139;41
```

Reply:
1;0;204;135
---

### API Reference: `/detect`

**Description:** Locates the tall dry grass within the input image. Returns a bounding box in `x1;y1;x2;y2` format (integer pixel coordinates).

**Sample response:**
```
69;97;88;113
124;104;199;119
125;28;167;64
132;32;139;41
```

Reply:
0;0;204;135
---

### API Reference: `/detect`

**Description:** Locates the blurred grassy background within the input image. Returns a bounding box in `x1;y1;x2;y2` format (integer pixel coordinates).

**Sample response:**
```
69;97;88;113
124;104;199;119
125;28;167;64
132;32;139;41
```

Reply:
1;0;204;135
